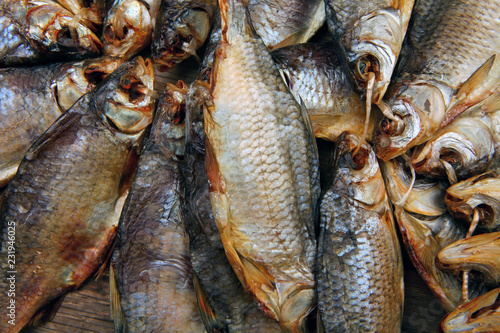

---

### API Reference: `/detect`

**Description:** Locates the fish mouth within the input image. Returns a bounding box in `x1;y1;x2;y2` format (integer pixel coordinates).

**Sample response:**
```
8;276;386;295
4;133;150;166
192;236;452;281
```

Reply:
102;0;152;58
346;9;403;103
152;8;211;70
102;57;156;135
373;99;420;161
26;4;103;56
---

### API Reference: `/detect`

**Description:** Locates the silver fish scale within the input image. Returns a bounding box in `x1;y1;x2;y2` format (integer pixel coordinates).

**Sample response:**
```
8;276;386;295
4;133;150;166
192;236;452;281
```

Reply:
212;33;319;281
317;190;402;332
0;14;39;65
411;0;500;86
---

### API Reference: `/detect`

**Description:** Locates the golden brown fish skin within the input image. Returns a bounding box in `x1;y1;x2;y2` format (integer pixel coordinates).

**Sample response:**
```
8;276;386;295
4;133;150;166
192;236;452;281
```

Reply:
440;287;500;333
151;0;217;70
317;132;404;332
247;0;325;50
184;81;284;333
437;231;500;286
111;81;206;333
380;157;467;312
55;0;105;30
271;42;378;142
205;0;320;331
411;111;495;181
373;0;500;161
0;56;124;188
0;57;155;333
102;0;162;59
444;171;500;232
325;0;414;103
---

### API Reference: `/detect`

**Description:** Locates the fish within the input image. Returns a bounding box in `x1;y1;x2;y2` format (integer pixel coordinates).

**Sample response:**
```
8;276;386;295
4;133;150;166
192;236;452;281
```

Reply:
271;42;378;142
1;0;103;64
0;56;124;188
373;0;500;161
110;80;206;333
439;287;500;333
205;0;320;330
184;80;284;332
411;110;495;183
151;0;217;70
55;0;106;30
102;0;162;59
380;156;467;312
0;56;155;333
317;131;404;332
324;0;415;104
247;0;325;50
444;171;500;232
437;231;500;286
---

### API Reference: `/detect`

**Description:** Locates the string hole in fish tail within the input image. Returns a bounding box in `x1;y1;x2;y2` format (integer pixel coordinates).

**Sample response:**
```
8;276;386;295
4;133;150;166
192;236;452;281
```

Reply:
461;208;481;304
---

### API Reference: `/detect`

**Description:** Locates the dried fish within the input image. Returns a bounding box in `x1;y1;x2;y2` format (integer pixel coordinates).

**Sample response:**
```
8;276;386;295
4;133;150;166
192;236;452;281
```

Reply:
317;132;404;332
373;0;500;161
0;57;155;333
381;156;467;312
110;81;205;333
0;56;123;188
205;0;320;330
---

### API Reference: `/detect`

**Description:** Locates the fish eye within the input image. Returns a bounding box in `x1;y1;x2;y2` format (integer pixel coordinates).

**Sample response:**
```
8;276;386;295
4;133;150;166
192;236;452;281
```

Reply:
120;75;146;101
356;55;379;80
357;56;370;77
345;149;368;171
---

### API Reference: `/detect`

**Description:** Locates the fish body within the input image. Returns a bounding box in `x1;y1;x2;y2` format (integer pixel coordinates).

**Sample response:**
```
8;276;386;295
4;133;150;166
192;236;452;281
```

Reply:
445;171;500;232
381;157;466;312
440;287;500;333
373;0;500;161
271;42;377;142
317;132;404;332
102;0;162;58
247;0;325;50
184;81;284;332
325;0;414;103
0;57;155;333
205;0;320;330
411;111;495;181
151;0;217;70
110;81;205;333
0;56;123;188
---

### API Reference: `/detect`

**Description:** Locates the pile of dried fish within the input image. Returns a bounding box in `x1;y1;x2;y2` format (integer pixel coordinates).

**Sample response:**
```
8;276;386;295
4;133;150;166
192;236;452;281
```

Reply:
0;0;499;332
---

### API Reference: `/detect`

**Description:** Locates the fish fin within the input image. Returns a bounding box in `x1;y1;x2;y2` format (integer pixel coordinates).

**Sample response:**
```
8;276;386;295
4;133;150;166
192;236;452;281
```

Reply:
193;273;228;333
456;55;495;100
219;0;258;43
296;95;318;156
28;294;66;327
109;265;127;333
94;230;117;280
482;92;500;113
24;98;88;161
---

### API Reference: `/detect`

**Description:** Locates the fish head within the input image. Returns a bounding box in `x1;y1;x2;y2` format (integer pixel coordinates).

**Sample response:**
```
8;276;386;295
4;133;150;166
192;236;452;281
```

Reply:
152;80;189;157
444;171;500;231
53;56;124;111
345;9;404;103
152;7;213;70
102;0;153;58
335;131;385;207
373;81;447;161
25;2;103;56
381;156;448;215
412;117;494;180
439;288;500;333
94;56;156;136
